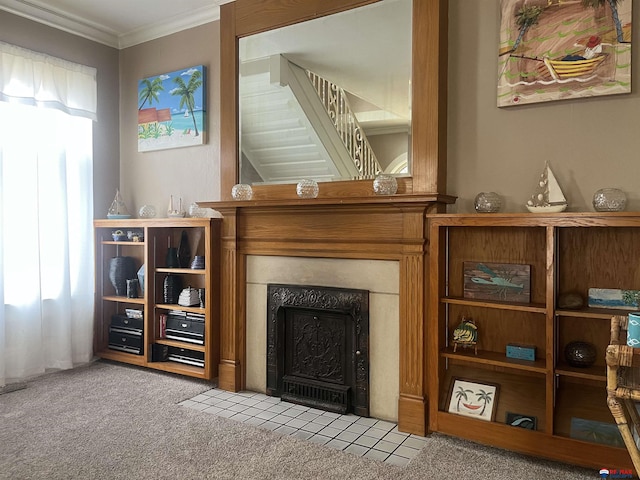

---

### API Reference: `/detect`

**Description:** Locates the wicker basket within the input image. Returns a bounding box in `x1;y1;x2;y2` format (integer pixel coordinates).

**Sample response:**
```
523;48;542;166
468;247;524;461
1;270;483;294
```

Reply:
607;315;640;472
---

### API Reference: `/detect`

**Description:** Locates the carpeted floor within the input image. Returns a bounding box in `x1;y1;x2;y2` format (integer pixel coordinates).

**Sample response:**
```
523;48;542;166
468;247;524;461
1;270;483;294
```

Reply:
0;360;598;479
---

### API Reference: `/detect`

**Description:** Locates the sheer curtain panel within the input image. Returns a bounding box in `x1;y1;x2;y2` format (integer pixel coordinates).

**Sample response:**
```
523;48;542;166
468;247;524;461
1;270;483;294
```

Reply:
0;42;96;386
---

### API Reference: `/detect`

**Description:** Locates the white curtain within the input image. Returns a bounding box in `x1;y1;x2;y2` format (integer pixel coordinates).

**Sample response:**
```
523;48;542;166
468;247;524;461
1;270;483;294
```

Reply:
0;42;96;386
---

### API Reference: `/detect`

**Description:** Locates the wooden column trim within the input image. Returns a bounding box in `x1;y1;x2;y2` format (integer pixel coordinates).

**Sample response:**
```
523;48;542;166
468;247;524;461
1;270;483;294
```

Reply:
217;207;245;391
220;2;238;201
397;206;428;435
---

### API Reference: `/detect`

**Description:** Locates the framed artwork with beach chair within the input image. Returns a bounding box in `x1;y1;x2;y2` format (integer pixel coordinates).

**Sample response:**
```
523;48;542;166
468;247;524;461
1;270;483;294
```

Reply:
497;0;631;107
137;65;206;152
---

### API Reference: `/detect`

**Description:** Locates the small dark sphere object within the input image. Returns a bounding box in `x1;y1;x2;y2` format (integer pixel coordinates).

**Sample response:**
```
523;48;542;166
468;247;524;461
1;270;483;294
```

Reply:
564;341;597;368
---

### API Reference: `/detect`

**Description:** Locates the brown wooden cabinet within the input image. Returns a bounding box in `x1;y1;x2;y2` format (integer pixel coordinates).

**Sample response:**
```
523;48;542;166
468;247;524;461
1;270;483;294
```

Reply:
427;213;638;470
94;218;220;380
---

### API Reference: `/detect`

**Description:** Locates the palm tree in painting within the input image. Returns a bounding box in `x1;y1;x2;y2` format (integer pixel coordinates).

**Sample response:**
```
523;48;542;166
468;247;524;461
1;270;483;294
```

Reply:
582;0;624;43
454;386;474;412
511;5;544;53
171;69;203;137
476;389;494;417
138;77;164;110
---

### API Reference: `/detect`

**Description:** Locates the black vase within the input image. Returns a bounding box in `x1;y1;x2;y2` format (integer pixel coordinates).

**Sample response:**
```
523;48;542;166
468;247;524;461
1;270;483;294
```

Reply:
165;247;180;268
109;256;136;296
163;274;183;304
178;230;191;268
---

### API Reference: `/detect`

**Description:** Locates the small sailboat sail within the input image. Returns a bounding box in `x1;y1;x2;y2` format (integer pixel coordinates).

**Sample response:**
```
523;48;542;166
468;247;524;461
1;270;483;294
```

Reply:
107;189;132;218
184;110;189;117
526;162;567;213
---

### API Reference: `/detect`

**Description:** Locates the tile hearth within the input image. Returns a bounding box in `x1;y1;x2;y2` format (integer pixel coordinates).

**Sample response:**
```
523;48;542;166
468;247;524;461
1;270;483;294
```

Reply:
180;388;427;466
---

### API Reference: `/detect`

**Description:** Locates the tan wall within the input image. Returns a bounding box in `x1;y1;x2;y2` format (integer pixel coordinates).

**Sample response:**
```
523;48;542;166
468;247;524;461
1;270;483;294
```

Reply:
119;23;222;217
448;0;640;213
0;11;120;219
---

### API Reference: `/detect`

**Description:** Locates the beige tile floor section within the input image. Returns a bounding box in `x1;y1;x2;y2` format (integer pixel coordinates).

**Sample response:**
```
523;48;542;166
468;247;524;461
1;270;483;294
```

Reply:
180;388;427;467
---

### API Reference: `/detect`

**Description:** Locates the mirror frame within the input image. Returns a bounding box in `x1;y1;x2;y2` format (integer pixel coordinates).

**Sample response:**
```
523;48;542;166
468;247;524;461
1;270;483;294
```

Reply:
220;0;448;201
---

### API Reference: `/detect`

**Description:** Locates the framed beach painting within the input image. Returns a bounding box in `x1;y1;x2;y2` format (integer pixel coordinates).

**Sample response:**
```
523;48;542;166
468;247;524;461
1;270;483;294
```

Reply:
138;65;206;152
447;378;499;422
497;0;631;107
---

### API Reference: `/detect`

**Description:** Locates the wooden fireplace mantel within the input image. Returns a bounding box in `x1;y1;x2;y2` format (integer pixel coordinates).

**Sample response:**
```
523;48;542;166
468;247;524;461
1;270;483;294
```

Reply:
198;194;455;435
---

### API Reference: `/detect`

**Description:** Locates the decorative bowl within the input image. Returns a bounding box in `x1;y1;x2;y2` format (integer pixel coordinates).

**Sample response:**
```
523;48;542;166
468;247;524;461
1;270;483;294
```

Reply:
232;184;253;200
564;341;597;368
112;230;128;241
138;205;156;218
373;174;398;195
474;192;502;213
593;188;626;212
296;179;319;199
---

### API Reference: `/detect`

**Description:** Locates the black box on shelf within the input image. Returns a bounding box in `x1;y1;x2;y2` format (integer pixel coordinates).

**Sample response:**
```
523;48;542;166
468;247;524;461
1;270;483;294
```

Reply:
152;343;169;361
111;313;144;332
108;314;144;355
108;328;143;355
165;311;205;345
167;346;205;368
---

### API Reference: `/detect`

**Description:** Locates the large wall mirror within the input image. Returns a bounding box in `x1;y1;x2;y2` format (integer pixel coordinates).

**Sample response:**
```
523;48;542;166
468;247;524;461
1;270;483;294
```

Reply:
238;0;412;186
219;0;447;200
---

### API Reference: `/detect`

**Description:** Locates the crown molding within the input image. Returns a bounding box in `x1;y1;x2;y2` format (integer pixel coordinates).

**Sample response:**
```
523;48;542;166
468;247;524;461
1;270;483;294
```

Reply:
0;0;120;47
118;5;221;49
0;0;229;49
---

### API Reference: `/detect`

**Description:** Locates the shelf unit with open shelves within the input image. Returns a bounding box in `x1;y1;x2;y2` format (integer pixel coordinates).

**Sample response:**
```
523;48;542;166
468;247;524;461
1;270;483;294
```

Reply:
94;218;220;380
427;212;638;470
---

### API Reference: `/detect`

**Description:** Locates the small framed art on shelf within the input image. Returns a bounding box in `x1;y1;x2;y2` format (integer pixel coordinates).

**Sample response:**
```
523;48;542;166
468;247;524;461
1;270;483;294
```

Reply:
446;377;499;422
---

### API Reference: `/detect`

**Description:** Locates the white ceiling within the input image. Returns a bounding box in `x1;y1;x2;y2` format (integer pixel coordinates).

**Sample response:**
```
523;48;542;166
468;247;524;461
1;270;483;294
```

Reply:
0;0;235;48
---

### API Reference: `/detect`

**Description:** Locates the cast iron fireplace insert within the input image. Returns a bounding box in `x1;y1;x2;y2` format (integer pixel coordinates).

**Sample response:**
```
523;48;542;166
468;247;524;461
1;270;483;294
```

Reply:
266;284;369;416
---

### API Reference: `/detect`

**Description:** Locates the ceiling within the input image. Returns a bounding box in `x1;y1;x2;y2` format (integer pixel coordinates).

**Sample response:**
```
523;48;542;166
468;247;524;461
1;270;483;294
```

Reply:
0;0;235;49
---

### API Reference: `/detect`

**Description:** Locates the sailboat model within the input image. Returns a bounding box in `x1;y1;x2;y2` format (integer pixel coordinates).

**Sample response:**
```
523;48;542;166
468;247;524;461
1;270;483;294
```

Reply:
107;189;132;219
526;162;567;213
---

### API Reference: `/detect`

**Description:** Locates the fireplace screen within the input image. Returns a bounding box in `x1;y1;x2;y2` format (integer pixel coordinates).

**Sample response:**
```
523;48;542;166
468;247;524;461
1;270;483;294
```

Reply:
266;284;369;416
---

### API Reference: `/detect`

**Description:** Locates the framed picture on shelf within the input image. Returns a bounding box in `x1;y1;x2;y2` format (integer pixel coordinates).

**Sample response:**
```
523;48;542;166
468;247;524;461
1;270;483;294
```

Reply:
506;412;537;430
463;262;531;303
570;417;624;447
446;377;499;422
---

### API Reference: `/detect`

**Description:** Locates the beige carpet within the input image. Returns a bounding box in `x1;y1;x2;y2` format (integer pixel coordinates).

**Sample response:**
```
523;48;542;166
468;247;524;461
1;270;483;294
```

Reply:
0;360;596;479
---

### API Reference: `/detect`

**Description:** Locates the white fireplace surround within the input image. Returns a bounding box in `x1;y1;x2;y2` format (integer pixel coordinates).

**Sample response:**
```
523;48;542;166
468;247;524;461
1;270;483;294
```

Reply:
245;255;400;421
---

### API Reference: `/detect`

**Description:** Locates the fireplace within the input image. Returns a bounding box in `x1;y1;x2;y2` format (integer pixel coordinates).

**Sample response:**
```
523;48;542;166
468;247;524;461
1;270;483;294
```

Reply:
266;284;369;416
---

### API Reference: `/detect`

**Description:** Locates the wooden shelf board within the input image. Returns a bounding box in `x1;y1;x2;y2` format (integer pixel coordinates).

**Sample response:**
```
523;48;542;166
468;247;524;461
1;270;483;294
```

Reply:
557;307;634;319
101;240;145;246
434;411;632;470
555;363;606;382
155;338;205;352
155;304;205;314
102;295;145;305
94;218;215;228
147;361;208;379
95;349;146;366
441;347;548;374
442;297;546;314
156;267;206;275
